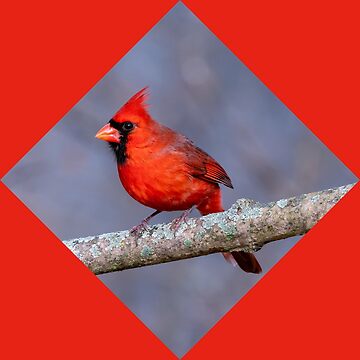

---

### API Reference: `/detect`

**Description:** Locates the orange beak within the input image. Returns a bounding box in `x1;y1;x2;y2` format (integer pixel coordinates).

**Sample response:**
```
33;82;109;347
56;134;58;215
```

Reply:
95;123;120;143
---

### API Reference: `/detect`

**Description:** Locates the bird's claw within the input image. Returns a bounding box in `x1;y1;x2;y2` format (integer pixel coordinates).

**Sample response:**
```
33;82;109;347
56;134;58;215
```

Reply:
170;208;193;234
130;221;149;239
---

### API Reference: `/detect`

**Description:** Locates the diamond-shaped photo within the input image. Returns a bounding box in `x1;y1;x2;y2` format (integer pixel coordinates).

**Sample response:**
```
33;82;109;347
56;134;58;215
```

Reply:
3;3;356;357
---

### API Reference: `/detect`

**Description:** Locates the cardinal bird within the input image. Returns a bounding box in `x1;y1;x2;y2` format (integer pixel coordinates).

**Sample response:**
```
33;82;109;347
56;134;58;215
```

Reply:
96;88;262;274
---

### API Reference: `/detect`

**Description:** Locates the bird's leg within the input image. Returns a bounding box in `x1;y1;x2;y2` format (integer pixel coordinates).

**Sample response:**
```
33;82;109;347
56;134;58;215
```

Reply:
170;207;194;233
130;210;162;236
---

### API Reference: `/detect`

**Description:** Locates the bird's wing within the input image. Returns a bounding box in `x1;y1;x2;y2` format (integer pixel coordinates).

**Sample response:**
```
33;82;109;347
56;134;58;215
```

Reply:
182;140;233;189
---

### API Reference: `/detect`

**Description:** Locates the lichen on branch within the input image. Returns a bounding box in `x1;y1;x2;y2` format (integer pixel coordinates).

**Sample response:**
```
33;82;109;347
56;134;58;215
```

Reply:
64;183;355;275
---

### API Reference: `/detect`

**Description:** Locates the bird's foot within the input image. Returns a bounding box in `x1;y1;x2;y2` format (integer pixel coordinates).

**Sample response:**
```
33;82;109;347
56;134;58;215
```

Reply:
170;208;193;234
130;220;149;237
129;210;162;239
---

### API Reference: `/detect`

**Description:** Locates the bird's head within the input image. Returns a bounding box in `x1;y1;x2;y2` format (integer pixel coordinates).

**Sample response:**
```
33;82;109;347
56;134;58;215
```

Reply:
96;87;152;144
96;87;159;163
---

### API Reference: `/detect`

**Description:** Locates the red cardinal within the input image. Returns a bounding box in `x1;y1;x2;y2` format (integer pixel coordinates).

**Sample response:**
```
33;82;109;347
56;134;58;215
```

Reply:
96;88;261;273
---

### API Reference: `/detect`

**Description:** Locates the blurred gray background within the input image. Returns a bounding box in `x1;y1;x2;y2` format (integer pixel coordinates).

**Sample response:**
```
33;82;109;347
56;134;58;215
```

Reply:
3;3;356;357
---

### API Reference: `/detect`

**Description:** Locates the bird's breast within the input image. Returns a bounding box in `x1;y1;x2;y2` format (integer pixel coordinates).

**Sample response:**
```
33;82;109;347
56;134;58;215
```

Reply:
117;147;217;211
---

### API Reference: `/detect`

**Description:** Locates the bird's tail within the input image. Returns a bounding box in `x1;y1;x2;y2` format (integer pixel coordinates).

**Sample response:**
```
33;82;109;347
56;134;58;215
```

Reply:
197;188;262;274
223;251;262;274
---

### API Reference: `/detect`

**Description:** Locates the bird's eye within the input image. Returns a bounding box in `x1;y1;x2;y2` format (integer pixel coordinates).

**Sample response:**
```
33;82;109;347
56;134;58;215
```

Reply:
122;121;134;132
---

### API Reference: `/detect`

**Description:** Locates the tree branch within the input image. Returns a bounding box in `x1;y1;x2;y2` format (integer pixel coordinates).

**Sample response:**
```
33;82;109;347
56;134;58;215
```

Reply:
64;183;355;275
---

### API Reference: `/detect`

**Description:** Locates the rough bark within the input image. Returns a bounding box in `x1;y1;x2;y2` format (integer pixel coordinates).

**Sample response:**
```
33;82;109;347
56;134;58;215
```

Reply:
64;183;355;275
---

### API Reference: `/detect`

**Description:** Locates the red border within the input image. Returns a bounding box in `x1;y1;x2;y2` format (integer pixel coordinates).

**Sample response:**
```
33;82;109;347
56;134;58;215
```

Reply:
1;1;359;359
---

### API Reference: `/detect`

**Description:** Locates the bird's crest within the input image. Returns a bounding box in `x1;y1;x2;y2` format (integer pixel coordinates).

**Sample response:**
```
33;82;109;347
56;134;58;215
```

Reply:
113;87;151;121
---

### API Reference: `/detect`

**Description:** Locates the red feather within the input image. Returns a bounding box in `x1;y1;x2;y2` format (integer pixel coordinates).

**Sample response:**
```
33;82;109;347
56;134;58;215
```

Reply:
113;87;150;121
187;146;233;188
